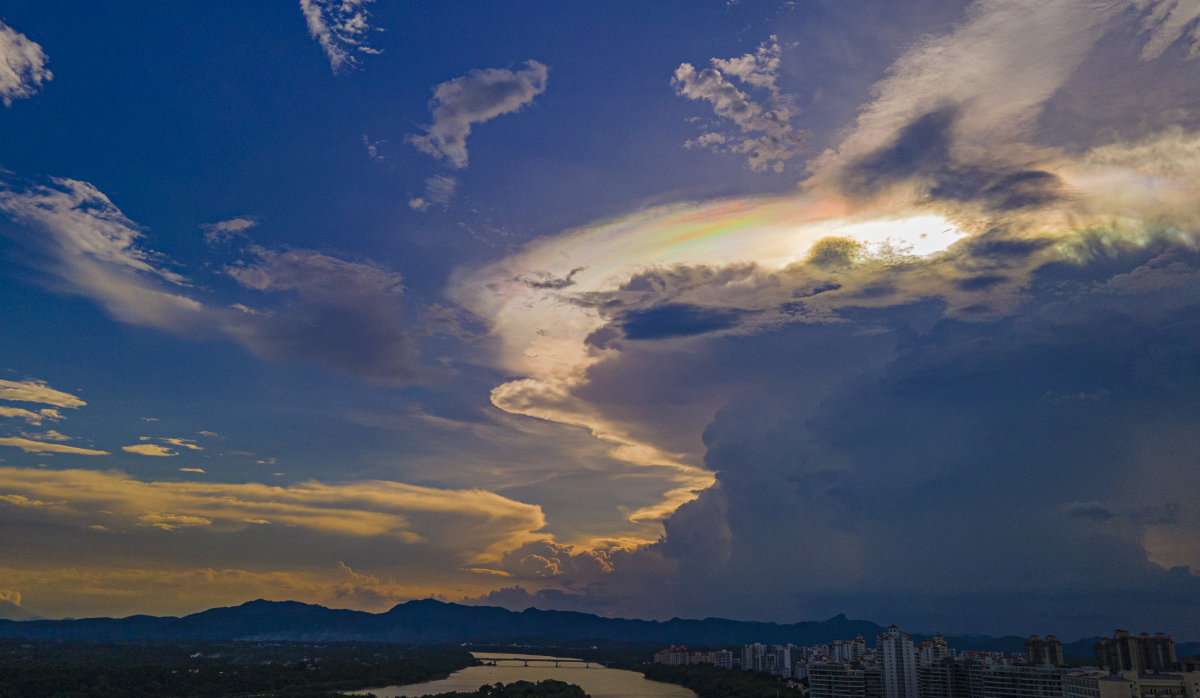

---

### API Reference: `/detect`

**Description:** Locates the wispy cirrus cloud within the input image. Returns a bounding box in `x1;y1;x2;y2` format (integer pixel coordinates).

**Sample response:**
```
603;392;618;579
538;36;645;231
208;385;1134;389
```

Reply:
406;61;548;169
408;175;458;211
0;21;51;107
202;217;258;246
0;437;107;455
299;0;381;74
0;177;430;385
122;444;178;457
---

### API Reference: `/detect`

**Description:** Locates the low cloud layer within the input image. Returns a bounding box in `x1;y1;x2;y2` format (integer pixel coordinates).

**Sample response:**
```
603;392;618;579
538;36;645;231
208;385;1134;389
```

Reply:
406;61;548;169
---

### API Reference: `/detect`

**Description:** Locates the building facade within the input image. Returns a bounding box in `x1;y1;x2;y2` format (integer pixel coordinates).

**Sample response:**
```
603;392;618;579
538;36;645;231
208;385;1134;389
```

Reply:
1094;632;1177;674
1025;637;1065;667
880;626;920;698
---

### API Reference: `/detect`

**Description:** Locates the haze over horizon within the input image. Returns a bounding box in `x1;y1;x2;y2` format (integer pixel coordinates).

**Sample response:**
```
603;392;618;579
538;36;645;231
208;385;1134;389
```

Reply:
3;0;1200;640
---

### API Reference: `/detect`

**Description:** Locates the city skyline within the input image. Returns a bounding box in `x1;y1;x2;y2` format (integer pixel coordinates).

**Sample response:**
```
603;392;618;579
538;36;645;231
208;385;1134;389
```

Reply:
2;0;1200;635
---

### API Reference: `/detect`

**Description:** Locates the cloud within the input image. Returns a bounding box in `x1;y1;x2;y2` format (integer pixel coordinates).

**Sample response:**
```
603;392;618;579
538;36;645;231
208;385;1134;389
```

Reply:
0;438;107;455
21;430;73;442
363;135;384;162
225;247;424;384
0;20;52;106
0;466;547;561
1062;501;1116;520
1138;0;1200;60
0;378;85;408
161;438;203;451
299;0;380;74
123;444;178;457
447;0;1200;634
0;407;62;425
674;37;808;172
179;468;206;473
0;177;429;384
202;217;258;245
408;175;459;211
406;61;548;169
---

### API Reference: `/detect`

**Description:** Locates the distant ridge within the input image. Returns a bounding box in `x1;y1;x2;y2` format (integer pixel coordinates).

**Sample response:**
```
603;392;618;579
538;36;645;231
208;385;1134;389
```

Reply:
0;599;884;644
0;600;1194;657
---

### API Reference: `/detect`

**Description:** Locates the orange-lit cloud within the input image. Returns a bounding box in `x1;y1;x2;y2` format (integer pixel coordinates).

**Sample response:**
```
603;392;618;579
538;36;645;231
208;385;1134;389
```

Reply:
0;466;546;561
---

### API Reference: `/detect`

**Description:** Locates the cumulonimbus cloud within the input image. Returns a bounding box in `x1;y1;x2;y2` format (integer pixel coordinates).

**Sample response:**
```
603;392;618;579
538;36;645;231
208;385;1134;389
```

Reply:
406;61;548;169
449;0;1200;624
0;21;51;107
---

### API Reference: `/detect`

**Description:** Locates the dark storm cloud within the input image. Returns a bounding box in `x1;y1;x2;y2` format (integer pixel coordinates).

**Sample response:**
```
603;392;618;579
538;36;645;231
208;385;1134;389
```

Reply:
839;108;1067;211
620;304;746;339
467;237;1200;636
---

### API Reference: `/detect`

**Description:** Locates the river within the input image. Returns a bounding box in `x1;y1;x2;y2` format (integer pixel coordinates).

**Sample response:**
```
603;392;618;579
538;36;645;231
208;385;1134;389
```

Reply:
349;652;698;698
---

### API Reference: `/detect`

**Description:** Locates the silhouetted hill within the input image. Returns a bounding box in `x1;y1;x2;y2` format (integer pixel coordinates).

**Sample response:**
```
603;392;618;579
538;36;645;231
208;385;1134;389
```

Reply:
0;599;885;645
2;601;1194;653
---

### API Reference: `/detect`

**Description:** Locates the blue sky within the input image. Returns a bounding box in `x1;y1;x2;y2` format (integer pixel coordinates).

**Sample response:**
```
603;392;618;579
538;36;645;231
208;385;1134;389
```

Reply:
3;0;1200;639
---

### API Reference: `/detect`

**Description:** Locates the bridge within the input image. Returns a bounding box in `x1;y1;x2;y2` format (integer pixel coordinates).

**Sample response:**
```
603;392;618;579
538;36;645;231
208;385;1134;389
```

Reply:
478;657;609;668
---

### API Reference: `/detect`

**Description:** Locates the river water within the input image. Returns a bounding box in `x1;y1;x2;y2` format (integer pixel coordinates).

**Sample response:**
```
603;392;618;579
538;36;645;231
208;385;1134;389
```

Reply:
349;652;697;698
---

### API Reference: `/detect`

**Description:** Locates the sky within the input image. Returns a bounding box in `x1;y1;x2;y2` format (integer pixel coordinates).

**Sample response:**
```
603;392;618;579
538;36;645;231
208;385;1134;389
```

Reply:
2;0;1200;639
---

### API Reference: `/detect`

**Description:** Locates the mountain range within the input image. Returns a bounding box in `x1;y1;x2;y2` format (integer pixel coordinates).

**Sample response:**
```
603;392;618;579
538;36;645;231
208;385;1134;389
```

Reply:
0;599;1195;660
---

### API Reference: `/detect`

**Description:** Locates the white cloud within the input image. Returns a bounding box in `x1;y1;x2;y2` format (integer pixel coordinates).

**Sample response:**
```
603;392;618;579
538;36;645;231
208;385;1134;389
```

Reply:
406;61;548;169
0;407;62;425
0;437;107;455
0;21;51;106
363;135;384;162
179;468;205;473
202;217;258;246
0;379;85;409
299;0;380;74
674;37;806;172
122;444;178;457
408;175;458;211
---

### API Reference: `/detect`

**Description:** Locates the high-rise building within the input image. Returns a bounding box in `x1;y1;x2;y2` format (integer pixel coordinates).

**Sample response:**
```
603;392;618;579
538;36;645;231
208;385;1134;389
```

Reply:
880;626;920;698
1094;632;1177;674
811;662;883;698
981;665;1071;698
744;644;768;672
1061;672;1136;698
920;635;950;667
1025;637;1065;667
919;658;980;698
714;650;734;669
811;662;869;698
